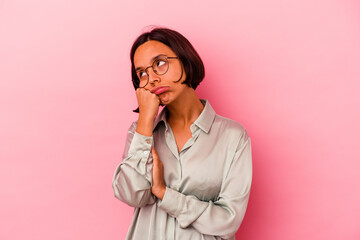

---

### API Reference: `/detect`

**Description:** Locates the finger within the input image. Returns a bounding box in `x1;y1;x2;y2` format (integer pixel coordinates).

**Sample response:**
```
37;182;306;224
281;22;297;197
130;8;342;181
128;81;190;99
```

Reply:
151;148;157;161
136;87;148;95
136;88;143;94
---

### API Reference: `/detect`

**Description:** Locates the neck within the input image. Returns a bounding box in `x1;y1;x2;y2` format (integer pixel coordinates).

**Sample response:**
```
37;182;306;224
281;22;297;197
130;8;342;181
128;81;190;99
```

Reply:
166;88;204;127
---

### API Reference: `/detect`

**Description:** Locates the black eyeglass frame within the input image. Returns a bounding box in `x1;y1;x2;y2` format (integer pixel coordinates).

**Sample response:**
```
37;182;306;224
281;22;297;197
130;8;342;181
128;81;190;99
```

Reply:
134;56;179;88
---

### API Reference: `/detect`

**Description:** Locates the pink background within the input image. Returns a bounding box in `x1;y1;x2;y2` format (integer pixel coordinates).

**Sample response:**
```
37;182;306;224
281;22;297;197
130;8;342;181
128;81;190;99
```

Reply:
1;0;359;239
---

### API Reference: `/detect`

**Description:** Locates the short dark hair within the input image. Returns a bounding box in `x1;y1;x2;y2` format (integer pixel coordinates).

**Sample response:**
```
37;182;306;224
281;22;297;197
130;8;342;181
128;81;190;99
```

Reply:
130;27;205;91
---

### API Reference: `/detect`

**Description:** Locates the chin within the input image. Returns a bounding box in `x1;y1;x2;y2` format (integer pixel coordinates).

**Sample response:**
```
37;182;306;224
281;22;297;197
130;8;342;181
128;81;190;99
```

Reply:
159;99;169;105
159;94;171;105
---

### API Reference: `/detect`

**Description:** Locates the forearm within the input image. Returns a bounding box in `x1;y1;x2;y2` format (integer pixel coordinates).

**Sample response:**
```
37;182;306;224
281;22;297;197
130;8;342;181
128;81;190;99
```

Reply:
158;187;250;239
136;113;154;137
112;162;155;208
112;122;156;207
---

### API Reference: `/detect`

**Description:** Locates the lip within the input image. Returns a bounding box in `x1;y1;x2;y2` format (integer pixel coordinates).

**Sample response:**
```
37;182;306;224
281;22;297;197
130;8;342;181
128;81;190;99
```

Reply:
150;86;170;95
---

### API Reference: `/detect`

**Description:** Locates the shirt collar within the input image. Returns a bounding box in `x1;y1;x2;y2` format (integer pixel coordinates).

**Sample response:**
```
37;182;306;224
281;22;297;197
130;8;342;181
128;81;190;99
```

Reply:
152;99;216;134
194;99;216;133
153;106;168;131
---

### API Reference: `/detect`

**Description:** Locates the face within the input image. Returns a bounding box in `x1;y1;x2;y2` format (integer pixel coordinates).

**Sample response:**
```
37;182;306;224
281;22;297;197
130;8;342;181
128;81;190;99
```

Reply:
133;40;187;105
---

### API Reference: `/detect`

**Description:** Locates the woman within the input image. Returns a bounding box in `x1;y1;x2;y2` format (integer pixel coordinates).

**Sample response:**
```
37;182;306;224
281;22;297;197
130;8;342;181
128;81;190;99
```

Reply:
112;27;252;240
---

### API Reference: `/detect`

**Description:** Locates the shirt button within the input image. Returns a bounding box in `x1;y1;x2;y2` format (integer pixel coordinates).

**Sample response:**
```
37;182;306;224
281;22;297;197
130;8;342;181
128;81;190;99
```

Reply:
144;150;149;155
146;139;151;144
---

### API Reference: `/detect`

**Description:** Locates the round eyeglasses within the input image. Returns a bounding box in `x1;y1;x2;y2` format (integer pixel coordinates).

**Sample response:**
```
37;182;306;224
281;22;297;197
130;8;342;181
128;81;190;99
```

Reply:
135;56;179;88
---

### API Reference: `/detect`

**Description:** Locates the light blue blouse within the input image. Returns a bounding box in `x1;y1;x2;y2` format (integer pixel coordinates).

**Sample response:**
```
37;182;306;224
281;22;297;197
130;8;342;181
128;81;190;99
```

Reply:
112;99;252;239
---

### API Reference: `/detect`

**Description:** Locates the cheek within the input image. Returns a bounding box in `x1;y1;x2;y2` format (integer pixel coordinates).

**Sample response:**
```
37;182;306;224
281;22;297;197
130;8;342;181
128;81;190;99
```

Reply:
170;64;185;82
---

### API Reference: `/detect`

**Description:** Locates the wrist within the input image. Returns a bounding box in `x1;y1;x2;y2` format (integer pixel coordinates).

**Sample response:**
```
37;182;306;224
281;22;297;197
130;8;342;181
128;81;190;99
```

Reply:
136;114;155;137
138;112;155;123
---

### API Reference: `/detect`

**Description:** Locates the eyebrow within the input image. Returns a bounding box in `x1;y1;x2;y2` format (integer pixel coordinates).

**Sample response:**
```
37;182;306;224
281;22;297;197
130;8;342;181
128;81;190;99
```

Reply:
135;54;167;71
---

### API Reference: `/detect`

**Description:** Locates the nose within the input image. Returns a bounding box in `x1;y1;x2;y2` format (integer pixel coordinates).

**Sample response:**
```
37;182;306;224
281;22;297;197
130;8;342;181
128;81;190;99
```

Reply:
147;67;160;84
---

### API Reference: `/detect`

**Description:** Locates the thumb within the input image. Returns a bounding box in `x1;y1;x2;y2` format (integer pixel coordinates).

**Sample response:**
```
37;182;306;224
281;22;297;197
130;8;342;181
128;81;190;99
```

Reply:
151;147;158;161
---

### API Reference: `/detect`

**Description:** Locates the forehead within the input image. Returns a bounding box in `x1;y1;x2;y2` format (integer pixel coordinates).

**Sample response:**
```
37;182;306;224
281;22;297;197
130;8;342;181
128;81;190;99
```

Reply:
134;40;176;68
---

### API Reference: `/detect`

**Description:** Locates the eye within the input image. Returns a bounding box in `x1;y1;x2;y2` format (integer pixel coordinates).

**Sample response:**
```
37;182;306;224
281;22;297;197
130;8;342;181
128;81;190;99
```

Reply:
138;71;147;79
156;59;166;67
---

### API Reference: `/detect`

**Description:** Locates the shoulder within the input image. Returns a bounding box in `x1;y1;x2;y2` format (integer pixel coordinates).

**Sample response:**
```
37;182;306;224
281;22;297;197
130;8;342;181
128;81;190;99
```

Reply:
201;99;249;139
213;114;249;138
210;113;251;152
210;114;252;159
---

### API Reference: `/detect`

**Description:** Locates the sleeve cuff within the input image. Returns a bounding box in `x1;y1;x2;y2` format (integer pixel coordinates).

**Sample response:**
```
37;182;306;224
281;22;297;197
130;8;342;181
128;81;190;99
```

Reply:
158;187;184;218
123;131;153;178
158;187;209;229
128;131;153;156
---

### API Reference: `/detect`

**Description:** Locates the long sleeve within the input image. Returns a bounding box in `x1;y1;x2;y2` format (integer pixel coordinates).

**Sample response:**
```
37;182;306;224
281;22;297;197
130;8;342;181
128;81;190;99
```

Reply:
157;132;252;239
112;122;156;208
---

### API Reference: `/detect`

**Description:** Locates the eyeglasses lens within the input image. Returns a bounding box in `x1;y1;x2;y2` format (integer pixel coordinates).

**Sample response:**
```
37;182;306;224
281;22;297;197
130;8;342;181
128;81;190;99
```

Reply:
153;58;169;75
137;58;169;88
